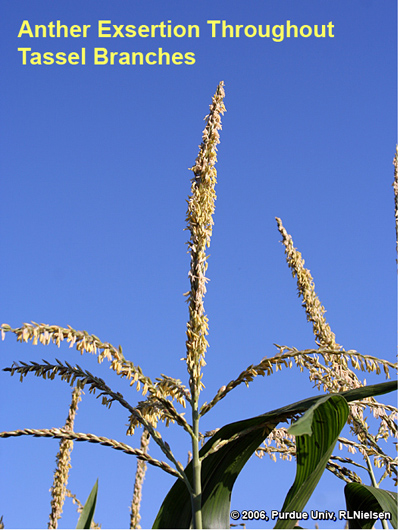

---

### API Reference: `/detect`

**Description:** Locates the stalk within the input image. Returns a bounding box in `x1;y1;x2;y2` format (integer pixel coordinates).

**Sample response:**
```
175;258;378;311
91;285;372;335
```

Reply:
365;456;389;530
191;405;203;528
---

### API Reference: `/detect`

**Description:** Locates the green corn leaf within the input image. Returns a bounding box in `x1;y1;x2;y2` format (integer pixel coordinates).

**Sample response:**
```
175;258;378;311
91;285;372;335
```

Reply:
152;380;397;529
287;398;324;437
275;394;349;529
76;479;98;529
344;483;398;529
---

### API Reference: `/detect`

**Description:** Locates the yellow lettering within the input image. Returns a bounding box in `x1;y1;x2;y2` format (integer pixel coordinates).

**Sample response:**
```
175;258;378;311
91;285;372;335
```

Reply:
207;20;220;38
43;52;54;65
54;22;68;37
234;24;244;37
55;52;67;65
70;25;82;37
48;22;56;37
173;25;186;38
184;52;196;65
138;25;150;37
94;47;109;64
98;21;112;37
172;52;183;64
188;25;200;38
272;25;284;42
244;25;257;38
222;22;234;37
286;21;298;38
259;25;270;38
68;51;80;64
112;25;125;38
31;52;42;65
18;48;85;65
18;48;31;64
119;52;131;64
18;21;34;38
146;52;157;65
157;22;166;37
34;25;47;38
132;51;144;65
125;25;136;37
110;51;119;64
158;48;170;65
300;25;312;38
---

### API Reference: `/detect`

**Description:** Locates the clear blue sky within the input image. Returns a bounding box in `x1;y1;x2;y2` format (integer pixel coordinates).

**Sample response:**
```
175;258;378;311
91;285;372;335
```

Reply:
0;1;397;529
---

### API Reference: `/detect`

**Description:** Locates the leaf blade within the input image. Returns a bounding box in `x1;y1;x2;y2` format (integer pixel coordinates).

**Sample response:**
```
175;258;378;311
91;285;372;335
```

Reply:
76;479;98;529
275;395;349;529
152;380;397;529
344;483;398;529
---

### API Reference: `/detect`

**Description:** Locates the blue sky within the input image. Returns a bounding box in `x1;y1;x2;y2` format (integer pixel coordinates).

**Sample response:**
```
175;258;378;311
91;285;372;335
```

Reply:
0;1;397;529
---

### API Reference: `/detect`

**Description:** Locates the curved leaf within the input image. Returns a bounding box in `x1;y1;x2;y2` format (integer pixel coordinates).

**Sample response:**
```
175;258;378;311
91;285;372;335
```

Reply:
275;395;349;529
152;380;397;529
76;479;98;529
344;482;397;529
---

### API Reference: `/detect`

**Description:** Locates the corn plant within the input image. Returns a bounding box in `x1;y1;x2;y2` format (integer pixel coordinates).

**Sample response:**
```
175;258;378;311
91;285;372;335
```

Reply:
1;83;397;529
